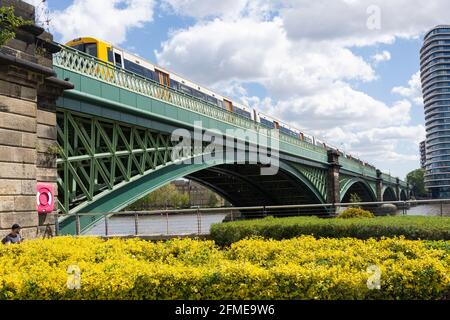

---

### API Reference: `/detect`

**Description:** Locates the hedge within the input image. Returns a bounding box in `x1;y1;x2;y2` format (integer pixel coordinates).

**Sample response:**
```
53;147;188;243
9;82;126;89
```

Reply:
0;236;448;300
337;207;374;219
210;216;450;246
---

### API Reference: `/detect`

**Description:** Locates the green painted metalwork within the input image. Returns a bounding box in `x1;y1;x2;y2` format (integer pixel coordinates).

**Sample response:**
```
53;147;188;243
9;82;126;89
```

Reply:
367;181;377;197
56;110;183;215
381;173;397;185
290;163;327;201
339;175;377;202
381;185;397;198
339;156;377;179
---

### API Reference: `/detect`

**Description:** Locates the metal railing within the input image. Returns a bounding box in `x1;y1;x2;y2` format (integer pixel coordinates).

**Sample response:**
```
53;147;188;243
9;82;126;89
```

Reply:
52;44;401;182
53;199;450;238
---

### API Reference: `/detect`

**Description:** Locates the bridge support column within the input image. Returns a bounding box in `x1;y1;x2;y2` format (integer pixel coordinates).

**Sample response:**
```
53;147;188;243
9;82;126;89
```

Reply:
0;0;72;239
376;170;383;202
326;150;341;214
407;183;411;200
395;178;401;201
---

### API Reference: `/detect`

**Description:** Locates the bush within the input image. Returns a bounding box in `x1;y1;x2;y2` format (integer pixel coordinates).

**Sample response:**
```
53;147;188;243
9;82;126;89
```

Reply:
210;216;450;246
0;236;448;300
338;208;374;219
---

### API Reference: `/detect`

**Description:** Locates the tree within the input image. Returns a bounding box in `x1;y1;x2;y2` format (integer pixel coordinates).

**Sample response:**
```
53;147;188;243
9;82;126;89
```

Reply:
349;193;362;208
127;184;190;210
207;192;219;207
0;6;31;46
406;168;427;198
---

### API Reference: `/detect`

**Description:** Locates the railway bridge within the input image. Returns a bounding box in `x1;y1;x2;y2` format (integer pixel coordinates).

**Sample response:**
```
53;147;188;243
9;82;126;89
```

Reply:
0;0;409;237
51;46;409;233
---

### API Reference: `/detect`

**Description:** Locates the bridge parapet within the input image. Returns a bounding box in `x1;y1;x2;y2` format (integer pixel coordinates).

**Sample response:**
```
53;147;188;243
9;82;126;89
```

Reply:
339;156;377;179
381;173;398;185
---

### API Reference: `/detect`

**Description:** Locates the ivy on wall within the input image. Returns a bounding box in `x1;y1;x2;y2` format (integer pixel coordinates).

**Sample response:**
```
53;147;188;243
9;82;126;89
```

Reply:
0;6;31;46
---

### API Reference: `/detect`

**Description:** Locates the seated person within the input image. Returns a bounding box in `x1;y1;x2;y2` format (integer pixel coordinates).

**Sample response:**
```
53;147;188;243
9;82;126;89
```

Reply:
2;224;23;245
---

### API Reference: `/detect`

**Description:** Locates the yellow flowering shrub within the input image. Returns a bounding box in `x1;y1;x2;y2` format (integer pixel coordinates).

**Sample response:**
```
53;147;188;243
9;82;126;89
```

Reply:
0;236;448;300
337;208;375;219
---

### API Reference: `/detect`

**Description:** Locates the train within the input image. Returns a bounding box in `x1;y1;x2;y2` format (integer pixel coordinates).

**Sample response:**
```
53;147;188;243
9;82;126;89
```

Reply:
65;37;374;169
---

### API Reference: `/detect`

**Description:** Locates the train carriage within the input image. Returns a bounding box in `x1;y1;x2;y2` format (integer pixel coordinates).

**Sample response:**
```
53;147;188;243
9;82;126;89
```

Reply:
65;36;362;161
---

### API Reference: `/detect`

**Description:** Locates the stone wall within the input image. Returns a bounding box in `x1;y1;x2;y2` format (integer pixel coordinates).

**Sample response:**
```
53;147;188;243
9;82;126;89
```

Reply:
0;0;72;239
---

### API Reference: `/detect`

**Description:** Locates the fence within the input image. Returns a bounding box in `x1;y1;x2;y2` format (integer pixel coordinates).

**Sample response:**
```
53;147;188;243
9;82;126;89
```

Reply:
53;199;450;238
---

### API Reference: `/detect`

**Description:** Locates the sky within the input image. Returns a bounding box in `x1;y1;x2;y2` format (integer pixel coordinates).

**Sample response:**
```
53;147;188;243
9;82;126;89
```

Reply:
24;0;448;179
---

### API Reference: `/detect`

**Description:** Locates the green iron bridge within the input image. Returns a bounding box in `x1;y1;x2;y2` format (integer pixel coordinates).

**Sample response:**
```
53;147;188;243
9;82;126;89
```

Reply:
52;45;410;235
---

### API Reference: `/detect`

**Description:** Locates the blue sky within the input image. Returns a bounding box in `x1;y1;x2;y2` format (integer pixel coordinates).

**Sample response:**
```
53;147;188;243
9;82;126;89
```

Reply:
27;0;446;179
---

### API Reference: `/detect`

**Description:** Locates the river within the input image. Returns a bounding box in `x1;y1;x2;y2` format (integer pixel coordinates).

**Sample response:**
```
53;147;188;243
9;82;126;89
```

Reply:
84;203;449;236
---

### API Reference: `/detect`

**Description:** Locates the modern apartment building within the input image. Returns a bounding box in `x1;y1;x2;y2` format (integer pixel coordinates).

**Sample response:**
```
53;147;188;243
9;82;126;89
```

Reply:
420;140;426;169
421;25;450;198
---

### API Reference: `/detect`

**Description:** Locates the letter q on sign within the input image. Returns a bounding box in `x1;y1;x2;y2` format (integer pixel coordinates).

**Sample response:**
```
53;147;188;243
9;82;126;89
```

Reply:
36;183;54;214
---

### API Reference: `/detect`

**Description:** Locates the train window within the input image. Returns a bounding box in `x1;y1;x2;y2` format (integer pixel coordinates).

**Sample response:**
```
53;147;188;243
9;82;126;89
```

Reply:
144;69;155;81
260;118;274;129
193;89;206;100
206;95;218;105
124;59;149;78
114;53;123;68
154;72;161;82
72;44;84;52
283;128;298;138
107;48;114;63
170;79;180;90
218;100;224;109
85;44;97;57
179;84;193;95
242;110;252;119
234;107;251;119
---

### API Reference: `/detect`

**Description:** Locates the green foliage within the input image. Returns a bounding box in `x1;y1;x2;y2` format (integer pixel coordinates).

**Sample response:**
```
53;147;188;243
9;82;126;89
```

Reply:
127;184;190;210
349;193;362;207
0;6;31;46
0;236;448;299
207;192;219;207
210;216;450;246
338;207;374;219
407;168;427;198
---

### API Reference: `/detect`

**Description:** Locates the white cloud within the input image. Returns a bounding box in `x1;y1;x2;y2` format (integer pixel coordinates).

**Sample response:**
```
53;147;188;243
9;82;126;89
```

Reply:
280;0;450;46
155;1;436;178
372;50;391;64
269;86;412;132
163;0;450;46
48;0;156;45
156;18;375;97
392;71;424;106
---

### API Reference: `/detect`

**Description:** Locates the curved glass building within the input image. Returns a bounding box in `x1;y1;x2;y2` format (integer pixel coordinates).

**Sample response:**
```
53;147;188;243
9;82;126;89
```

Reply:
421;25;450;198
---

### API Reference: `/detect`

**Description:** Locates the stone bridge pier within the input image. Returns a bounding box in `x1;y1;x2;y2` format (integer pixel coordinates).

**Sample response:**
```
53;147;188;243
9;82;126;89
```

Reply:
0;0;72;239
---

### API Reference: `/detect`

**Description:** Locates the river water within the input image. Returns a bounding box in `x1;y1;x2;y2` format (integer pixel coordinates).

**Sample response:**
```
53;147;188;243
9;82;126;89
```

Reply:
84;203;449;236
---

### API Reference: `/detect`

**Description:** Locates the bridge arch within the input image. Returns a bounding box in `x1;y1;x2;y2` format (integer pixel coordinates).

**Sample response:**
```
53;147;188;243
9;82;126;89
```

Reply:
73;155;326;214
399;189;408;201
340;178;377;203
382;186;398;201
